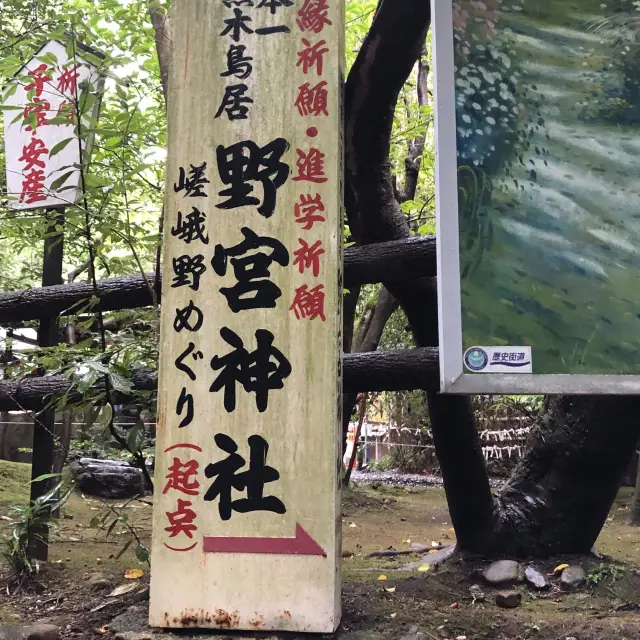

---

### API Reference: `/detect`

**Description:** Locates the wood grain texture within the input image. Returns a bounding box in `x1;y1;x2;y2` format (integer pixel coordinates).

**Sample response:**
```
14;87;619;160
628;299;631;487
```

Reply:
149;0;344;632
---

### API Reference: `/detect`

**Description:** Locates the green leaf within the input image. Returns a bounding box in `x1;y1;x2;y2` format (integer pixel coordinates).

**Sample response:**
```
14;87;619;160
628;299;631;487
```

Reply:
115;537;133;560
97;404;113;429
49;170;75;192
49;137;75;158
29;473;61;484
135;544;150;564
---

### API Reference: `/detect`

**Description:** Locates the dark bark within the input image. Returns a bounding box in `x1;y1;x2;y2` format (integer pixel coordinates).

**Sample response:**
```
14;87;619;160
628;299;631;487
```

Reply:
401;50;429;204
0;348;439;412
342;287;399;449
632;454;640;526
495;396;640;556
30;208;65;561
344;0;495;548
0;238;435;324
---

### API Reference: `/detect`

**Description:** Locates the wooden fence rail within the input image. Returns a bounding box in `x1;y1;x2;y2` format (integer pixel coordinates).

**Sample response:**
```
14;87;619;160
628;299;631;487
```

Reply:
0;236;436;324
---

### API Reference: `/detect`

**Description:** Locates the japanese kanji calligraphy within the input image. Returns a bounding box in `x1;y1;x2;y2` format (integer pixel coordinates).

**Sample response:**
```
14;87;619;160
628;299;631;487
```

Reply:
151;0;343;631
3;40;102;210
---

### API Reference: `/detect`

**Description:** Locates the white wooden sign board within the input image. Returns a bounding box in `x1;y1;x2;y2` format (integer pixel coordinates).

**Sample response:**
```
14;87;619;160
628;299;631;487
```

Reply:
150;0;343;633
3;40;100;210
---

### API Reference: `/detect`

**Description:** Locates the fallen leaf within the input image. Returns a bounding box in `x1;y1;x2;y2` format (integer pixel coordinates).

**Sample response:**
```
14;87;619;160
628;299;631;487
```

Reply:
385;587;396;593
107;583;138;598
417;563;431;572
449;527;455;532
349;522;357;528
377;575;387;581
427;549;439;554
124;569;144;580
390;613;397;619
449;602;458;609
553;563;569;573
431;541;439;547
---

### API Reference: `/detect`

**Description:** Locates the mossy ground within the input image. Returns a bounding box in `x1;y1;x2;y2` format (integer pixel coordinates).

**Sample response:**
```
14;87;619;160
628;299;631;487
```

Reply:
0;460;639;638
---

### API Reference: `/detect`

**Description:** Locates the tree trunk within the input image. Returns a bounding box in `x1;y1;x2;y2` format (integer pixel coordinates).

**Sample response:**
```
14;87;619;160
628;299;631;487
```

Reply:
632;451;640;526
492;396;640;555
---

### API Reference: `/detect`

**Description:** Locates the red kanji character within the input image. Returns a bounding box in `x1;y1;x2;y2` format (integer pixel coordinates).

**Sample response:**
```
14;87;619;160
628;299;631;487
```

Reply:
19;138;49;172
162;457;200;496
24;64;51;97
20;168;47;204
23;98;50;132
56;65;79;96
295;81;329;117
297;0;332;33
296;38;329;75
293;238;325;277
293;147;327;183
295;193;326;230
290;284;326;321
165;499;198;539
56;101;75;124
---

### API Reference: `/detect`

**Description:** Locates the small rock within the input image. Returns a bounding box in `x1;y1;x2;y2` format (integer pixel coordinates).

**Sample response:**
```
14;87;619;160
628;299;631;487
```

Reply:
495;591;522;609
114;633;154;640
525;565;550;590
25;624;60;640
88;573;112;590
0;626;23;640
561;566;586;589
399;626;426;640
469;583;486;603
483;560;524;586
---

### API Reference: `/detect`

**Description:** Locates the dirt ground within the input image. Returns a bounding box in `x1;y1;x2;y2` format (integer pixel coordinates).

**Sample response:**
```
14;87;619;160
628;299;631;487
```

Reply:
1;460;640;639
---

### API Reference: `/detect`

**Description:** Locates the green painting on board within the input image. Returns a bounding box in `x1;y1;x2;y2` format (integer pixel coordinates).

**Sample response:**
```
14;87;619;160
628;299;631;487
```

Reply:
455;0;640;374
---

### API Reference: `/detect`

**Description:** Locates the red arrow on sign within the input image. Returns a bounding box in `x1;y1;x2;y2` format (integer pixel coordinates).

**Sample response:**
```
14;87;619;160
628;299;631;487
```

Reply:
203;523;326;557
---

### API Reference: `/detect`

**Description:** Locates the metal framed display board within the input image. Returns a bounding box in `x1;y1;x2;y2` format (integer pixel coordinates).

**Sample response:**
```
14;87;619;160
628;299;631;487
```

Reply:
433;0;640;394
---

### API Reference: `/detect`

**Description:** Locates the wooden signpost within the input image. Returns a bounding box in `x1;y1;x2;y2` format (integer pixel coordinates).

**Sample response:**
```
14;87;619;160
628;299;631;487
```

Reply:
149;0;344;632
2;39;102;559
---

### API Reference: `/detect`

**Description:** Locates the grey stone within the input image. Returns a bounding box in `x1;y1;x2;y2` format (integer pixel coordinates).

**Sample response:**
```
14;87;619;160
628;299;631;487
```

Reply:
79;457;130;467
24;624;60;640
483;560;524;586
525;565;550;590
495;591;522;609
69;459;144;499
88;573;112;590
400;625;426;640
108;606;149;634
561;566;586;589
0;626;23;640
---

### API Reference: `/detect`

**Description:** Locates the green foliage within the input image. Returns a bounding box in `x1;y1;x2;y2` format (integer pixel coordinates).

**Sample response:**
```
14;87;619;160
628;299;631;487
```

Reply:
2;478;71;581
586;562;626;586
89;496;150;566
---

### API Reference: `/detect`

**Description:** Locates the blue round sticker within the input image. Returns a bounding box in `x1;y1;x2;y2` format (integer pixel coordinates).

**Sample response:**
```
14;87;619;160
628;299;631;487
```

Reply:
464;347;488;372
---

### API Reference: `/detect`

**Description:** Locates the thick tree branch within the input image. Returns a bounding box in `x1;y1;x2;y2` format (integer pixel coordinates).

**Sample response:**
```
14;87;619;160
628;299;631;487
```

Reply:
0;238;435;324
148;2;171;102
344;0;496;549
0;348;439;412
401;50;429;204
